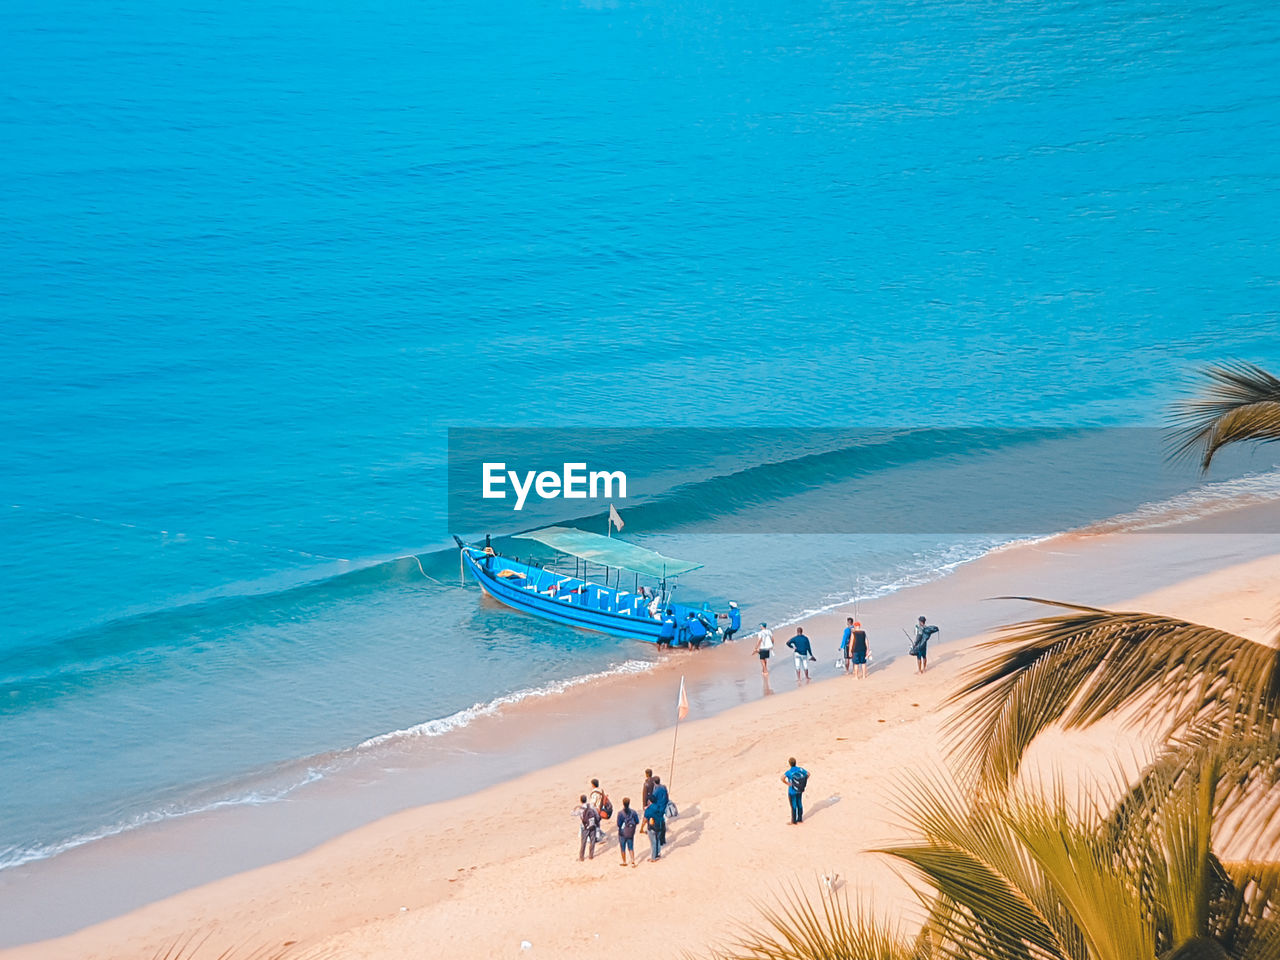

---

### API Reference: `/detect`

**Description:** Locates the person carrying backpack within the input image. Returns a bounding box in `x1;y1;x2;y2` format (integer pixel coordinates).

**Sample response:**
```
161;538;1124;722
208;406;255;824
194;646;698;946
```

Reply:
589;778;612;819
649;775;670;846
644;794;666;861
912;616;939;673
576;794;601;861
616;797;640;867
782;757;810;824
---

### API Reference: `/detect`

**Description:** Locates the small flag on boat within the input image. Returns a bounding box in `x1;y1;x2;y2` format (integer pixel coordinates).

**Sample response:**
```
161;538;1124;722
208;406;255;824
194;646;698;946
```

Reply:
609;503;624;532
677;675;689;722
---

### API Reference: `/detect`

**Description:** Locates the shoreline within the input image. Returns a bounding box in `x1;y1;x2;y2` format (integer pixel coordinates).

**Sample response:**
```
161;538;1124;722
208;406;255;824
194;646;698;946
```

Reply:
4;500;1280;953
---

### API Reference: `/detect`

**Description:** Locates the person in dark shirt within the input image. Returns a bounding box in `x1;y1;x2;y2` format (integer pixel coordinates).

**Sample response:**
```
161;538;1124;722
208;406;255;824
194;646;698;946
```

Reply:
688;614;708;649
839;617;854;675
616;797;640;867
639;767;655;834
782;757;809;824
644;794;666;861
576;794;600;861
851;621;869;678
649;776;670;846
787;626;815;681
913;616;938;673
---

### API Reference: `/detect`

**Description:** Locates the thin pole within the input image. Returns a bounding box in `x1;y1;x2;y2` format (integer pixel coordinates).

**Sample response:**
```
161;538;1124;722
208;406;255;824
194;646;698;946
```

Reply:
668;712;681;789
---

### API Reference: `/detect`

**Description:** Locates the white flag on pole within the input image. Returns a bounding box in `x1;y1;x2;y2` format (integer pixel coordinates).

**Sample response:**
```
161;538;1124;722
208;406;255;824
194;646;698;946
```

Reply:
609;503;624;532
677;675;689;722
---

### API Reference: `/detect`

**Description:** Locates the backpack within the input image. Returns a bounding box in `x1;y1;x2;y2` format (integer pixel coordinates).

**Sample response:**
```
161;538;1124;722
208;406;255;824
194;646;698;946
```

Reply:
580;805;600;829
790;769;809;794
600;793;613;819
619;808;639;839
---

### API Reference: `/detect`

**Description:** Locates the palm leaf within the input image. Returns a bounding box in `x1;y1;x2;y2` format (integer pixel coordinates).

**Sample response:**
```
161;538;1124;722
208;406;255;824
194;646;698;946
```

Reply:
705;886;921;960
1169;361;1280;470
947;599;1280;788
878;842;1065;960
1000;797;1157;960
1106;720;1280;861
1217;860;1280;960
889;773;1088;960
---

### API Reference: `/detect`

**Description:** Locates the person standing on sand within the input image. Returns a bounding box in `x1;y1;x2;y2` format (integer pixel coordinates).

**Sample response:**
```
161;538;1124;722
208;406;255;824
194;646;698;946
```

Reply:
782;757;809;824
752;622;774;676
616;798;640;867
644;793;666;861
839;617;854;674
912;616;938;673
588;778;611;829
649;775;670;846
851;621;869;679
787;626;815;681
639;768;655;834
577;794;600;861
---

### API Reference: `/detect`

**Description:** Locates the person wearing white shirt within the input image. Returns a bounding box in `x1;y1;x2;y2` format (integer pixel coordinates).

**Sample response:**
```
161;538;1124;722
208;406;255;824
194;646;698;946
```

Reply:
752;622;775;676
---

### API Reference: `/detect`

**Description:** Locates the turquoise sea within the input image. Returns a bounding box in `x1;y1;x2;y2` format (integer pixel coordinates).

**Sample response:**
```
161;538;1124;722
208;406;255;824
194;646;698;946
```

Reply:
2;0;1280;889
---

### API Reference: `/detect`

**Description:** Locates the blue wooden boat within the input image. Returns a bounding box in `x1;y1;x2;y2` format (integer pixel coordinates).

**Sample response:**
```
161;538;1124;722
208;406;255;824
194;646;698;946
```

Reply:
454;527;725;644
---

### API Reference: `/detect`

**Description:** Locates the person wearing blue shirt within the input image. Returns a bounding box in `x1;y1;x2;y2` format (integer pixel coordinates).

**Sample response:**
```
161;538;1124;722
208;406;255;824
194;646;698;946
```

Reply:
646;775;670;859
658;611;676;650
786;627;815;680
688;614;708;649
719;602;741;641
650;777;669;818
615;798;640;867
678;613;693;647
643;796;665;860
839;617;853;675
782;757;809;824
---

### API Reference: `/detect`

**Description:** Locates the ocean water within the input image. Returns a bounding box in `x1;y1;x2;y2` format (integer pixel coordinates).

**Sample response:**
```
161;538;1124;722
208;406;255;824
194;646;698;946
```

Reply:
3;0;1280;874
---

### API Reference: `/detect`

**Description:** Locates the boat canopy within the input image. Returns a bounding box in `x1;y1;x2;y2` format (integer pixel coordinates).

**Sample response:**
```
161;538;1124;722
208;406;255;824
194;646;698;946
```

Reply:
512;527;702;579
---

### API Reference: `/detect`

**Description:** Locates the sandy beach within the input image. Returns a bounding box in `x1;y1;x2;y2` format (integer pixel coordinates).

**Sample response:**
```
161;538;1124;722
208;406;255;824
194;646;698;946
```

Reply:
5;503;1280;960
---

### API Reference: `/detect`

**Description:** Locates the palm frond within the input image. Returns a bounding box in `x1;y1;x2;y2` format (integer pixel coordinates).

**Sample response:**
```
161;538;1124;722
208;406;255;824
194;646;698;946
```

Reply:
1161;937;1231;960
888;772;1089;960
999;798;1157;960
878;841;1066;960
1218;859;1280;960
1169;361;1280;470
947;599;1280;788
1106;720;1280;860
705;885;921;960
1138;752;1218;950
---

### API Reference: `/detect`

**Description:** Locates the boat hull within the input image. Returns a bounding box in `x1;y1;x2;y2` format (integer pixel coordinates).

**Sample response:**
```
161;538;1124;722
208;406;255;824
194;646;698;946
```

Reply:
458;546;713;643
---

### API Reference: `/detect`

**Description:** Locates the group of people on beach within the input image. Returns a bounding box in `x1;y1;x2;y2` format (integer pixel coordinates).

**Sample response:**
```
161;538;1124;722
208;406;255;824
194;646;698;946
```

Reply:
748;615;938;677
574;756;816;863
573;612;940;860
575;769;672;866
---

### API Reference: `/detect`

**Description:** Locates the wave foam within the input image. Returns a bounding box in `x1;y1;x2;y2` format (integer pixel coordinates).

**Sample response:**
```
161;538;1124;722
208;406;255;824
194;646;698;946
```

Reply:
0;768;325;872
0;659;655;873
1080;467;1280;534
356;659;656;748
